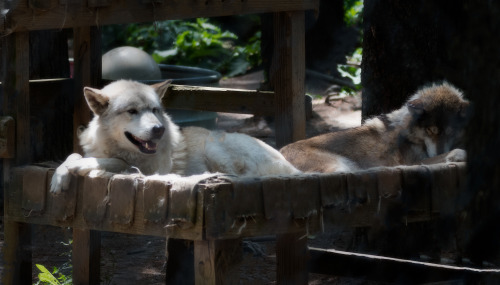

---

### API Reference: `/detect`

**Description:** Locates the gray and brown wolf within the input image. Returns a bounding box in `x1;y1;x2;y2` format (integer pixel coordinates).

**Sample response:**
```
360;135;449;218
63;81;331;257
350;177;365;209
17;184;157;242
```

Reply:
280;82;469;173
50;79;300;193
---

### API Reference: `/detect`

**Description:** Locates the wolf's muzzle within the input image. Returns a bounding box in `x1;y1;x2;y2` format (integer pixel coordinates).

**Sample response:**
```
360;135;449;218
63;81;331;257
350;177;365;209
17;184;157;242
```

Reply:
152;125;165;139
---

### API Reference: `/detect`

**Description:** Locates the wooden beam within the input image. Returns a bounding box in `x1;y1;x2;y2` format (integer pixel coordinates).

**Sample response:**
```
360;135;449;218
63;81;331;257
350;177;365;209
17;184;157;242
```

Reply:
4;0;319;32
271;11;306;148
162;85;275;115
309;247;500;284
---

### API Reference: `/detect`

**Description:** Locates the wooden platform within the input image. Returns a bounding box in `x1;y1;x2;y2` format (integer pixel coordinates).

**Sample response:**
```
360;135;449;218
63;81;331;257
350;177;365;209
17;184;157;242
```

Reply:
7;162;466;240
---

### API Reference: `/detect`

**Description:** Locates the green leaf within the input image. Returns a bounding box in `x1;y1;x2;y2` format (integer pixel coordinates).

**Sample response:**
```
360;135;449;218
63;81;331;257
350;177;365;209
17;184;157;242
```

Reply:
36;264;62;285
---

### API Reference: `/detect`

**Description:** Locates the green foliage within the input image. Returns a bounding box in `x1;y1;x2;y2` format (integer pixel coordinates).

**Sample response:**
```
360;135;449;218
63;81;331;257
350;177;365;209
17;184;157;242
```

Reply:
34;240;73;285
344;0;364;27
35;264;72;285
102;18;261;77
152;18;260;77
337;47;363;96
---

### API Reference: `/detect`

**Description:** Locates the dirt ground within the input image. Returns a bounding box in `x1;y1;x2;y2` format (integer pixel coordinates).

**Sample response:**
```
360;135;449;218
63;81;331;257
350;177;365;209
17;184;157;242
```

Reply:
0;71;369;284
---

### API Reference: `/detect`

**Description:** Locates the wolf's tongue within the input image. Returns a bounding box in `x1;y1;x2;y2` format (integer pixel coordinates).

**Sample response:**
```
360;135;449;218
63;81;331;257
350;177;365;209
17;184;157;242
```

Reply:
125;132;158;154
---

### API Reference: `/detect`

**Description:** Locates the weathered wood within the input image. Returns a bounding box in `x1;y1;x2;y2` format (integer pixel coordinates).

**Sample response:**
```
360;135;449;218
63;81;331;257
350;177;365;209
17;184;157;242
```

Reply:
319;172;347;208
289;175;320;219
162;85;275;115
276;232;308;285
194;239;242;285
4;0;319;33
71;26;102;285
21;165;48;214
82;174;110;225
109;174;137;226
72;228;101;285
72;26;101;154
2;221;32;285
309;247;498;284
345;170;381;227
49;169;78;221
400;165;432;218
1;31;32;285
271;11;306;148
143;178;170;224
2;32;30;164
0;116;15;158
7;167;206;239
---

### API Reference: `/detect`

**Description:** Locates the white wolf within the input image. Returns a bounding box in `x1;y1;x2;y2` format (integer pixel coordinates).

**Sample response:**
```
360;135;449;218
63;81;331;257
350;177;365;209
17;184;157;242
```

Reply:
50;79;300;193
280;82;469;173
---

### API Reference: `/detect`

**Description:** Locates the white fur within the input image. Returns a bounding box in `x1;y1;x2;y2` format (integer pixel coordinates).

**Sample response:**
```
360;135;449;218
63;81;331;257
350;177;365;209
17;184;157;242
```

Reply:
50;80;300;194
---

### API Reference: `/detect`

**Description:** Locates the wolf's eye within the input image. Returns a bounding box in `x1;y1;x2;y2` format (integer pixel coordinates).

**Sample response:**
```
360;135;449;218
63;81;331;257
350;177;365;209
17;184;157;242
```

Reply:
426;126;439;135
127;109;138;115
152;107;159;113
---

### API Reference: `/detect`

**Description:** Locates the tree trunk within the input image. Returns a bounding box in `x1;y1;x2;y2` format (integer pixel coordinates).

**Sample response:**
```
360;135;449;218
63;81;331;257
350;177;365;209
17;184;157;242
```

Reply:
362;0;500;265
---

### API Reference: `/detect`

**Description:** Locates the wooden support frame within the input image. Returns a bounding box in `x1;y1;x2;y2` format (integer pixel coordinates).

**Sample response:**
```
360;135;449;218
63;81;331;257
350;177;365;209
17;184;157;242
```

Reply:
71;25;102;285
1;31;32;285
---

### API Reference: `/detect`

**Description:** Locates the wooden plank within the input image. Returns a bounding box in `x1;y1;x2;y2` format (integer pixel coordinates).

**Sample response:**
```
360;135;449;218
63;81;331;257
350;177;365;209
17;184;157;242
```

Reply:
4;0;319;32
345;170;380;227
82;174;110;225
0;116;15;158
271;11;306;148
7;168;206;239
108;174;137;226
289;175;320;219
143;178;170;224
400;165;433;217
319;173;347;208
21;166;48;214
49;169;78;222
203;179;234;239
194;239;242;285
262;176;291;220
309;247;497;284
161;85;275;115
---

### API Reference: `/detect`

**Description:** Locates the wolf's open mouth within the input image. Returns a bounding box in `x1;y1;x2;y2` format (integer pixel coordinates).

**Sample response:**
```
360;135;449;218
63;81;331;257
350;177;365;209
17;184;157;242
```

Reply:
125;132;157;154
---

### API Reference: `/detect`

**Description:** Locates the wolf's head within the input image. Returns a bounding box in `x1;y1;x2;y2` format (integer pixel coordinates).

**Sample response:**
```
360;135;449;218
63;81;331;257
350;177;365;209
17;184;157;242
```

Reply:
82;79;174;155
406;82;470;157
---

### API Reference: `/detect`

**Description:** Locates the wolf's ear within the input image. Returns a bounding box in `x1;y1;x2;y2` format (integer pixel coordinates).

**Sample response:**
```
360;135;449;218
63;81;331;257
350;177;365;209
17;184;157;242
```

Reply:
83;87;109;116
407;99;424;116
151;79;173;100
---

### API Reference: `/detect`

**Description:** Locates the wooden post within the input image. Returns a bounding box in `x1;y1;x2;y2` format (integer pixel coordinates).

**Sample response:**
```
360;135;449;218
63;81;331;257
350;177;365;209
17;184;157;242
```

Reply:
276;232;309;285
72;229;101;285
193;239;242;285
71;26;102;285
271;12;308;280
1;31;32;285
271;11;306;149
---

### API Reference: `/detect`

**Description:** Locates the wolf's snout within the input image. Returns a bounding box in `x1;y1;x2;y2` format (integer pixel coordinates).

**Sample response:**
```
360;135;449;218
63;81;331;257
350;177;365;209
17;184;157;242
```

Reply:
152;125;165;139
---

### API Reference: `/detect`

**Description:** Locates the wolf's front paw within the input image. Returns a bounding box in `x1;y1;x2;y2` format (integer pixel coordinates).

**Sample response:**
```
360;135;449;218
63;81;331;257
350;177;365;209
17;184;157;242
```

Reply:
50;165;72;194
50;153;82;194
446;148;467;163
